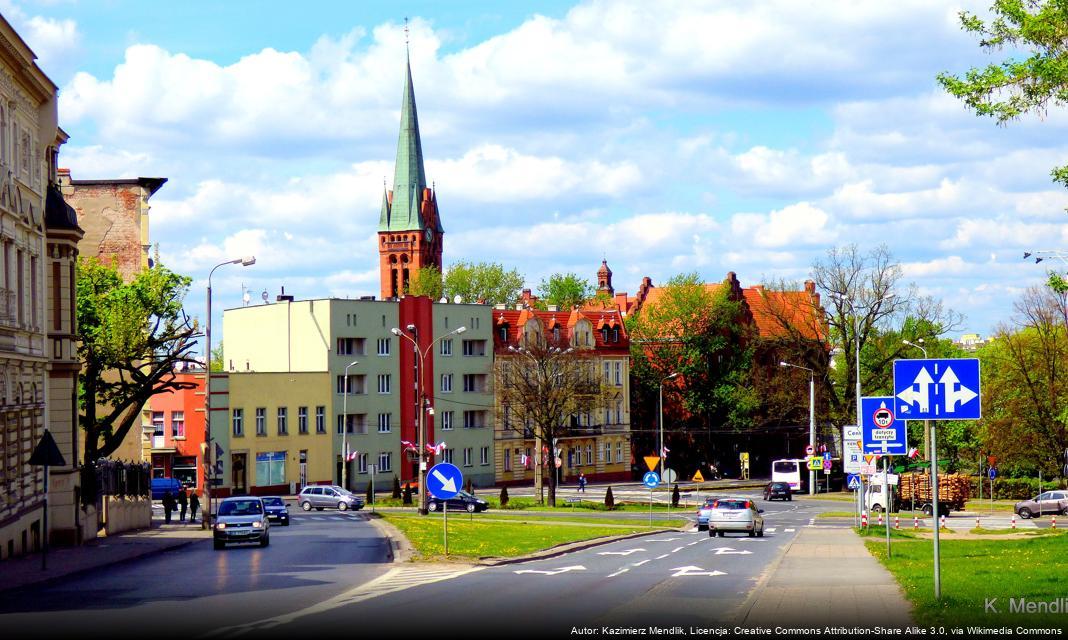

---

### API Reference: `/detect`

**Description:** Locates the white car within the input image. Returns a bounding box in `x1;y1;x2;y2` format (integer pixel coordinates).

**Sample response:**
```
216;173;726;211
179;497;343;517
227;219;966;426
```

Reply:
707;497;765;538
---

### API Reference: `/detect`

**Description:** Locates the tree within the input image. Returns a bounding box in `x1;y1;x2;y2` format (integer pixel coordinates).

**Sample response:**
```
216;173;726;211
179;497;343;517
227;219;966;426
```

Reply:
499;486;510;507
536;273;595;310
443;261;524;305
671;483;680;508
210;341;224;372
407;265;444;300
938;0;1068;188
78;258;199;466
604;486;615;510
495;338;613;507
392;475;402;500
402;482;413;505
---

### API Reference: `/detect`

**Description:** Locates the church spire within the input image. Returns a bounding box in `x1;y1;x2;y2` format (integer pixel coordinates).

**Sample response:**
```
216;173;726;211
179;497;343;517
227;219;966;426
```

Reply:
381;52;427;231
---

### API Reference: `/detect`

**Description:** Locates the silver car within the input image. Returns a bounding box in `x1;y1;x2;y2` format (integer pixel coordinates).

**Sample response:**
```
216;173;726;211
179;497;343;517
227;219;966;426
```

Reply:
1015;491;1068;519
298;485;365;512
707;496;765;538
214;497;270;549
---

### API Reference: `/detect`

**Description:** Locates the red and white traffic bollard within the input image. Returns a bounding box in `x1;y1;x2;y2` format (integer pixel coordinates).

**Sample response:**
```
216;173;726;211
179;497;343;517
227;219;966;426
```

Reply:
1053;516;1057;529
895;516;900;530
940;514;946;529
976;516;981;529
861;512;868;527
914;515;919;530
878;512;883;527
1012;515;1016;529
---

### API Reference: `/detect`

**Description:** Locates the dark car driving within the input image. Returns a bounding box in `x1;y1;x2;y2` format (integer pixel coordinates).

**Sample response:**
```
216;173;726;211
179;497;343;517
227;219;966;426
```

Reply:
763;481;792;501
261;497;290;526
427;490;489;513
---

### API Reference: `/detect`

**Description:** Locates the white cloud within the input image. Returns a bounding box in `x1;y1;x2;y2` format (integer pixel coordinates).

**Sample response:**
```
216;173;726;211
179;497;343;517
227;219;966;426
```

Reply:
0;1;80;78
731;202;835;248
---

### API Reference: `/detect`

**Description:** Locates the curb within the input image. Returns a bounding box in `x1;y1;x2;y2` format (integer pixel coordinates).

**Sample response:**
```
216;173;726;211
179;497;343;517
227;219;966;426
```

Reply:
366;513;414;563
476;527;683;566
730;525;800;625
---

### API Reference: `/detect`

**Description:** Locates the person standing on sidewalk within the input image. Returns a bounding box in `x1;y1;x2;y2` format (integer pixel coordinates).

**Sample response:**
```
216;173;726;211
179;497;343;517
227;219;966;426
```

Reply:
189;491;200;524
177;486;188;522
162;491;176;524
578;473;587;493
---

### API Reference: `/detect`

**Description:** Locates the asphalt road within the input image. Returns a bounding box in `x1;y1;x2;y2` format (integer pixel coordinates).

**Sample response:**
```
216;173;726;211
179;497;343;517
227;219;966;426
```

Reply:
0;509;393;639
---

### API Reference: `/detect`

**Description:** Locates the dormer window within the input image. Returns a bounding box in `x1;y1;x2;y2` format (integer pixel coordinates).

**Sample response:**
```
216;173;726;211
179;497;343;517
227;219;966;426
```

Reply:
499;325;508;342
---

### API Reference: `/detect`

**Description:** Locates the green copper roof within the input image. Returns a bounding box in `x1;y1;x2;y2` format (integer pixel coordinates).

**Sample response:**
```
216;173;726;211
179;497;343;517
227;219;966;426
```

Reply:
380;56;427;232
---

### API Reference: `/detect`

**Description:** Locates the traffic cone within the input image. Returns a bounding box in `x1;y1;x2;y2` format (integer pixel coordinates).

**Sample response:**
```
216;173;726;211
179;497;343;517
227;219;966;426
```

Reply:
895;516;900;530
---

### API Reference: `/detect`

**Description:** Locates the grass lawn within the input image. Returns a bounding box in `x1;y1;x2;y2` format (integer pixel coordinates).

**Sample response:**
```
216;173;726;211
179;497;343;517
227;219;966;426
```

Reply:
380;512;673;560
963;499;1017;513
866;531;1068;628
371;495;698;513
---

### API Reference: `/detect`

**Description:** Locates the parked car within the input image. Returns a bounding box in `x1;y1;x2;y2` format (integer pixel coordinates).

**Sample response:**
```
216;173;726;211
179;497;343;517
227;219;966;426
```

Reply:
261;496;290;526
707;497;764;538
214;497;270;549
427;490;488;513
763;481;792;502
151;477;182;500
696;497;717;531
298;485;364;511
1015;491;1068;519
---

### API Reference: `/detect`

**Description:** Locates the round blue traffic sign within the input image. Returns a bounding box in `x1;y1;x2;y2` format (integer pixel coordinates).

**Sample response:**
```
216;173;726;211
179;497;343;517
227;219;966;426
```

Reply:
427;462;463;500
642;471;660;488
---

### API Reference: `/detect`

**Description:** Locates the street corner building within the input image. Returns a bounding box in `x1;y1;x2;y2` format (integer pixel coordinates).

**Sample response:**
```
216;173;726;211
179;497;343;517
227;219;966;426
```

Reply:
0;12;89;559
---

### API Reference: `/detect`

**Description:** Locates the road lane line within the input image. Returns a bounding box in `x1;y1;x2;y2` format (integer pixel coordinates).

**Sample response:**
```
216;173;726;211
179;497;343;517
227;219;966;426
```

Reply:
633;559;651;567
608;568;630;577
672;546;685;553
655;554;669;560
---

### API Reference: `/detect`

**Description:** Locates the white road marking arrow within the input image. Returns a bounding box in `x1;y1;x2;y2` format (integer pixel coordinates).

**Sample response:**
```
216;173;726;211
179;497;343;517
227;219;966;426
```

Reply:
671;566;727;577
431;469;457;493
711;547;752;555
896;367;933;413
514;565;587;575
598;548;645;556
940;366;977;414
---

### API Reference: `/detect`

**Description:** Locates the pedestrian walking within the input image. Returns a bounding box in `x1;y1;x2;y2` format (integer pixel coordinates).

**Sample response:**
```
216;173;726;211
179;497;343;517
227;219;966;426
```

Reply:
177;486;188;522
578;473;587;493
162;491;176;524
189;491;200;524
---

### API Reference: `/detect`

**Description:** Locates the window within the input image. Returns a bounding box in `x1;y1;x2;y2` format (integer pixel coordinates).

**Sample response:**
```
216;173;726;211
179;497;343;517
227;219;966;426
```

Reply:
462;339;486;357
298;407;308;434
378;452;392;472
463;410;484;429
255;451;285;486
377;338;391;356
277;407;288;435
337;413;366;435
553;326;561;342
603;362;611;384
152;411;164;436
612;327;619;343
616;442;623;463
498;326;508;341
377;374;391;394
463;374;485;393
256;408;266;436
598;442;605;462
463;447;473;467
443;448;454;464
504;448;512;471
377;413;391;433
336;337;365;356
440;411;453;431
171;411;185;439
337;374;365;395
315;406;325;433
441;373;453;393
440;339;452;356
30;255;36;328
357;453;367;474
232;409;244;437
480;446;489;466
615;362;623;386
586;444;593;465
615;400;623;424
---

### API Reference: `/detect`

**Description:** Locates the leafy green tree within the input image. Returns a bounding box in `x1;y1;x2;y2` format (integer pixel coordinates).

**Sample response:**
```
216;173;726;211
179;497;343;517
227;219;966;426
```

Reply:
210;341;225;372
392;475;402;499
604;486;615;510
407;265;444;300
671;483;680;508
78;258;198;465
402;482;413;505
443;261;524;305
499;486;510;507
938;0;1068;188
536;273;595;310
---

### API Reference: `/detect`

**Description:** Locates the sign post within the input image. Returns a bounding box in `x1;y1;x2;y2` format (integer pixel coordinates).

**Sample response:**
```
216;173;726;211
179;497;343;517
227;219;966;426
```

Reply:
28;430;66;571
643;471;660;526
427;462;463;556
894;358;982;601
369;464;376;514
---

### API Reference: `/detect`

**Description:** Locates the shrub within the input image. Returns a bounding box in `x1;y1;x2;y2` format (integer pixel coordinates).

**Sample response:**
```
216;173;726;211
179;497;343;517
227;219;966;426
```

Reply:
402;483;413;505
465;478;475;494
605;486;615;510
392;475;401;500
500;486;510;507
671;483;680;508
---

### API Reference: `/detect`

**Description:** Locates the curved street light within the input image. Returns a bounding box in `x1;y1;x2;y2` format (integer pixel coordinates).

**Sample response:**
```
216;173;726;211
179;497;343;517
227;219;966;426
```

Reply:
341;359;360;491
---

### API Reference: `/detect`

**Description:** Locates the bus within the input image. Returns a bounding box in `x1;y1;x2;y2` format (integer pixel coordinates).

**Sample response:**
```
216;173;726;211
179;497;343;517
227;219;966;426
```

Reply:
771;459;806;493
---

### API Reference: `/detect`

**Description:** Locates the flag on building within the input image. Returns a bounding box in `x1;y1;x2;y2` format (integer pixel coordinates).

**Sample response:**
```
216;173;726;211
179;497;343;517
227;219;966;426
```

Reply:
401;440;417;451
345;448;358;462
907;447;919;459
520;454;528;467
661;446;670;458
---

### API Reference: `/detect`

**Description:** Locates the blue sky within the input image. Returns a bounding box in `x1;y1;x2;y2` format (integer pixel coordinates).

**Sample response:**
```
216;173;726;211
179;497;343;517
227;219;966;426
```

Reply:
8;0;1068;350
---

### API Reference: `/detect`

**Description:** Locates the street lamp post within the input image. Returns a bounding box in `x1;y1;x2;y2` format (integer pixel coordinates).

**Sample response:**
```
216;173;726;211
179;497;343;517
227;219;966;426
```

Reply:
393;325;466;515
780;361;815;495
507;345;572;503
203;256;255;530
658;373;678;481
341;359;359;491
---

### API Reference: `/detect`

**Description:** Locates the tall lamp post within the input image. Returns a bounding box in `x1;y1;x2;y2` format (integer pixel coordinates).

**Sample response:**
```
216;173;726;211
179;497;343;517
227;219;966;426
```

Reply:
831;293;866;518
341;359;359;491
507;345;572;503
392;324;466;515
658;372;678;481
204;256;255;529
779;361;815;495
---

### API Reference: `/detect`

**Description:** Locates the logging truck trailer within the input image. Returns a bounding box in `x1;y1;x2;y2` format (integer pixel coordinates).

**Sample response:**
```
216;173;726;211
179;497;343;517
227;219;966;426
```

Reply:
898;472;970;515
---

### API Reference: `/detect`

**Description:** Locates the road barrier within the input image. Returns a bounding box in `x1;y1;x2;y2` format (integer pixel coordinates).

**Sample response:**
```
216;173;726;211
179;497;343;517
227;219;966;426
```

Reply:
913;515;919;530
940;514;946;529
861;512;868;527
1011;515;1016;529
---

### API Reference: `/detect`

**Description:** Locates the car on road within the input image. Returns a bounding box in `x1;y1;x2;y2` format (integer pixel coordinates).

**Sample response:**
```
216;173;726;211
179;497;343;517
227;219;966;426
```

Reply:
763;481;792;501
298;485;364;512
427;490;488;513
261;496;290;526
214;497;270;549
707;497;764;538
1015;491;1068;519
696;497;717;531
151;477;182;500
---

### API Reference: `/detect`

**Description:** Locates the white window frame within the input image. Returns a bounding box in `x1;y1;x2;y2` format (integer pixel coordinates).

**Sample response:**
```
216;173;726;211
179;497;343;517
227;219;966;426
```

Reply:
441;411;453;431
377;374;391;394
232;408;244;437
378;412;391;433
440;339;452;356
463;447;473;467
256;408;266;436
298;406;308;434
377;337;391;356
441;373;453;393
358;453;368;474
443;448;454;464
378;452;392;472
316;406;325;433
277;407;288;435
480;446;489;466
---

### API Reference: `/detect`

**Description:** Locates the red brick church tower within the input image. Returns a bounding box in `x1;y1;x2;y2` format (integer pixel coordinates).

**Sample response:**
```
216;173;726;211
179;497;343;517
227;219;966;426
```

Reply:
378;54;443;299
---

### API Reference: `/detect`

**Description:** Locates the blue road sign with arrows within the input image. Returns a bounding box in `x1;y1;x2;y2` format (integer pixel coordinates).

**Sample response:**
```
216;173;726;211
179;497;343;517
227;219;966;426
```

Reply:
642;471;660;488
427;462;463;500
894;358;981;421
862;396;907;455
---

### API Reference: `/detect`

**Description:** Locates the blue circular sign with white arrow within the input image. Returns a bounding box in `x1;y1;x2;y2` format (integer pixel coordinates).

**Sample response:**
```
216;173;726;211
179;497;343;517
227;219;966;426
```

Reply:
427;462;463;500
642;471;660;488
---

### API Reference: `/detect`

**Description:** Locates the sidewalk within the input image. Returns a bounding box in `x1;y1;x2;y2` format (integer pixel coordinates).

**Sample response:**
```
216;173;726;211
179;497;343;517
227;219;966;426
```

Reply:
735;527;913;627
0;519;210;593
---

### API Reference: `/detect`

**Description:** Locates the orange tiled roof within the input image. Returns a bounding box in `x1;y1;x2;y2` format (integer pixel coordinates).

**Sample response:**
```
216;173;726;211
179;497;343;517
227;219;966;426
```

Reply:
742;286;824;340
